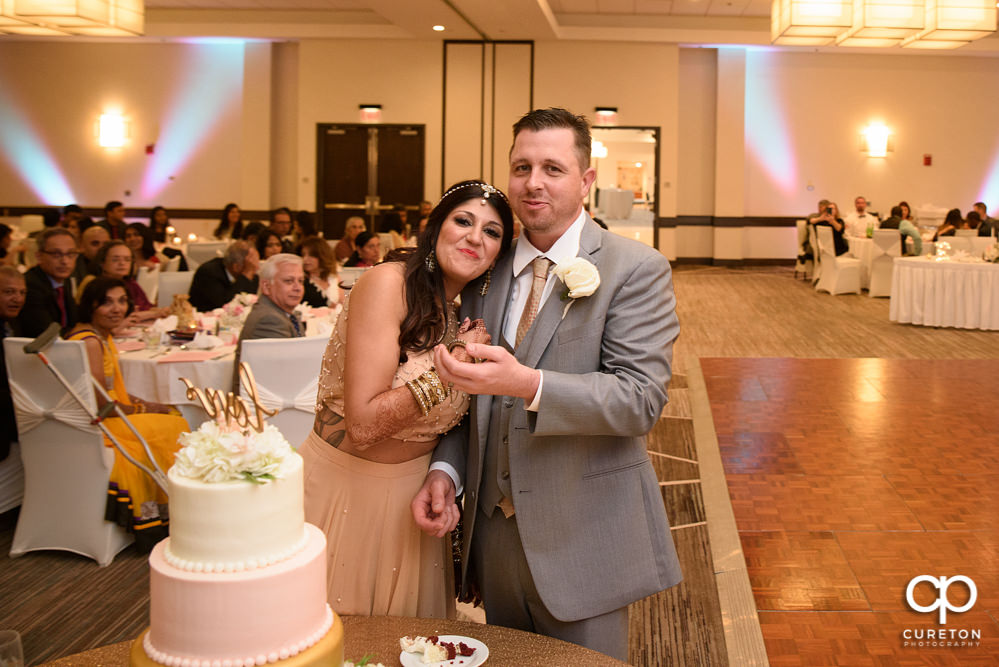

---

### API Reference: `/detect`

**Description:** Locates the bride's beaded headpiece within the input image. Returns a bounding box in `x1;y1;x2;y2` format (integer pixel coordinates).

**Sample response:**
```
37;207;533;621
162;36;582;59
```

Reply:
438;181;507;206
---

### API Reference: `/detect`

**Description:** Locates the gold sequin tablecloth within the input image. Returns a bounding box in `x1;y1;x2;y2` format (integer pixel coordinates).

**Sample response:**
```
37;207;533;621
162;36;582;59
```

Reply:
40;616;628;666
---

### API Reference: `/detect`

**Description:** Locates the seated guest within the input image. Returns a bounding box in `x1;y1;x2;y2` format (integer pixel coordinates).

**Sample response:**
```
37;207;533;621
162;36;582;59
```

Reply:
300;236;342;307
148;207;187;270
843;195;879;238
99;200;128;240
65;277;188;550
241;221;267;245
0;223;22;268
898;201;917;226
881;206;923;256
76;241;166;325
334;216;366;262
240;254;305;341
379;211;407;250
232;253;305;393
214;203;244;241
73;224;110;284
0;266;26;463
966;211;982;231
269;207;295;252
256;229;285;261
932;208;962;241
61;204;84;239
188;241;259;312
18;227;79;337
973;202;996;237
880;206;903;229
125;222;161;271
294;210;318;246
812;202;849;256
343;231;381;267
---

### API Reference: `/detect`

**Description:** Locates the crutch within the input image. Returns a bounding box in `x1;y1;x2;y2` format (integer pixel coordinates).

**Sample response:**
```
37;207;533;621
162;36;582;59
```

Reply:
24;322;169;494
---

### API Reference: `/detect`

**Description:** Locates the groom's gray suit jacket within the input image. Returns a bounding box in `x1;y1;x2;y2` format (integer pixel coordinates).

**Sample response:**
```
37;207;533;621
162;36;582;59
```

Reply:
434;216;683;622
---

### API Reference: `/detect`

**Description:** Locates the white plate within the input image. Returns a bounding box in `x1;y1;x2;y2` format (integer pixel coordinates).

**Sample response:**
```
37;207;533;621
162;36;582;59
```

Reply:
399;635;488;667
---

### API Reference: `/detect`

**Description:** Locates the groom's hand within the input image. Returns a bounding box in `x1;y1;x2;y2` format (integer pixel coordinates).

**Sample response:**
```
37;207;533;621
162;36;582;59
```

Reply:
434;343;540;401
411;469;458;538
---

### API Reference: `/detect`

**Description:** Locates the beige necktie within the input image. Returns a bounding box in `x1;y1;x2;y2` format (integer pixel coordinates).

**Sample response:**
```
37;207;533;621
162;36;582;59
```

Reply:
515;256;552;347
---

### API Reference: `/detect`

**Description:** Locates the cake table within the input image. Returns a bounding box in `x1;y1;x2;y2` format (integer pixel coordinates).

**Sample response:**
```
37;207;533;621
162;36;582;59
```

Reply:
41;616;627;667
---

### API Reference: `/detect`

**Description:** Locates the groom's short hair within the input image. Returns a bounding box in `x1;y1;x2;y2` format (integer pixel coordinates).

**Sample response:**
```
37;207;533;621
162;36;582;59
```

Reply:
512;108;591;172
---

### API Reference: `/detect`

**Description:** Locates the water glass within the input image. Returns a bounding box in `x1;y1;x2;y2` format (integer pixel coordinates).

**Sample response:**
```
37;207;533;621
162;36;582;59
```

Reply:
0;630;23;667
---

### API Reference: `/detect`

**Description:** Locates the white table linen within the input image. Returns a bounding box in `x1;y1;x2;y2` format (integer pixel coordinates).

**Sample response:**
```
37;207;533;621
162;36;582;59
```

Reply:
119;347;235;405
889;256;999;330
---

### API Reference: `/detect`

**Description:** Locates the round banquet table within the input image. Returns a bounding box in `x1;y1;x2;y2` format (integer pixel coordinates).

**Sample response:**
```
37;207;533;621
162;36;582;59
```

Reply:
889;256;999;330
118;346;236;406
39;616;628;667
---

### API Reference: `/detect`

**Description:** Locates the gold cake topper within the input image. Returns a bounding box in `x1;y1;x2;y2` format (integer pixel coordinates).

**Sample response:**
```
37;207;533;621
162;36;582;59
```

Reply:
179;362;276;433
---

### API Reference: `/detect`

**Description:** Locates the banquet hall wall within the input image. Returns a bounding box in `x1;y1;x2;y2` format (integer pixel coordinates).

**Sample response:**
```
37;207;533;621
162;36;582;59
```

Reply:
1;39;998;259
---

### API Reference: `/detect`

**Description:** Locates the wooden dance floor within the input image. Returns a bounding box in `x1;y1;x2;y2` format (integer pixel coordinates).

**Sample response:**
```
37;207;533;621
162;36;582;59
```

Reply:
703;357;999;666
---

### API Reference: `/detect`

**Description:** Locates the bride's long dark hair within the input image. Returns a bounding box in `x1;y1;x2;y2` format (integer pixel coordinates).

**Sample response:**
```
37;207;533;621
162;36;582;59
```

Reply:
387;180;514;361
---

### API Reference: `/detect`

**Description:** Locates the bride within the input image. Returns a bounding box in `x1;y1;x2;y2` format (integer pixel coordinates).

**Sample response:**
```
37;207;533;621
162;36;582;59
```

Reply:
300;180;514;617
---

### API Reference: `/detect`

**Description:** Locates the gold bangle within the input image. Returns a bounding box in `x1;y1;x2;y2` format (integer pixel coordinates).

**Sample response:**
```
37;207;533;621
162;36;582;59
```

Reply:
406;379;431;417
447;339;467;353
422;369;450;402
415;374;442;406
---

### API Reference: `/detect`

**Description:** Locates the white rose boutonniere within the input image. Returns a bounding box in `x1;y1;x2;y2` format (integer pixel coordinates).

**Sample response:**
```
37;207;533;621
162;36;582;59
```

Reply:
553;257;600;319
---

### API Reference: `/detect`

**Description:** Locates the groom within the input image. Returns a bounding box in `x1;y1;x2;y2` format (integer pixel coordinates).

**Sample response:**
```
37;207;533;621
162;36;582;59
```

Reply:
412;108;682;660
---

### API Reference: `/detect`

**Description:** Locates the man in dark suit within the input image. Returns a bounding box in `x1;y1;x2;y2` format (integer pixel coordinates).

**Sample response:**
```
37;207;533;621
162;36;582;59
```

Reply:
188;241;260;312
270;207;295;253
974;202;997;237
232;254;305;392
98;200;128;241
72;224;109;284
413;108;682;660
18;227;79;337
0;266;26;462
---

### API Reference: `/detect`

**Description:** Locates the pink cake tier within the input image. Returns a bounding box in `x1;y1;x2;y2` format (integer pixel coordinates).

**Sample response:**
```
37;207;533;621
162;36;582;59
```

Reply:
146;523;331;665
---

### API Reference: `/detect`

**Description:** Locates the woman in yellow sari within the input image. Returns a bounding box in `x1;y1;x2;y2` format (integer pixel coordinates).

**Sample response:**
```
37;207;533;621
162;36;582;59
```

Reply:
65;277;189;551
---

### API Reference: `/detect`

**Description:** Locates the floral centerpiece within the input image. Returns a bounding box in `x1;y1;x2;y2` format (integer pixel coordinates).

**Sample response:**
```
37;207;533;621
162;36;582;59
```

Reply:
985;242;999;264
173;420;294;484
216;292;258;329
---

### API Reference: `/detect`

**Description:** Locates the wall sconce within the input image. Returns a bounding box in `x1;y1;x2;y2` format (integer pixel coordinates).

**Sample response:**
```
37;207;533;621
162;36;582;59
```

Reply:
591;140;608;159
98;112;128;148
861;123;893;157
594;107;618;125
359;104;382;123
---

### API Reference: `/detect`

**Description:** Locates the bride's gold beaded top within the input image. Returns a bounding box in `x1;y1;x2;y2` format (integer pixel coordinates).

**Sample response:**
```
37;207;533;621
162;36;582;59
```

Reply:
315;288;468;443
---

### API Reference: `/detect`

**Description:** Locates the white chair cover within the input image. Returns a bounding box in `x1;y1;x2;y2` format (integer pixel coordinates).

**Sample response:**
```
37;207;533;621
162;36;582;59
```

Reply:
0;442;24;514
954;229;976;238
808;223;822;285
186;242;228;270
815;226;861;295
868;229;901;298
136;265;159;307
157;270;194;308
239;336;328;449
794;220;813;280
339;266;367;288
163;254;182;272
4;338;132;566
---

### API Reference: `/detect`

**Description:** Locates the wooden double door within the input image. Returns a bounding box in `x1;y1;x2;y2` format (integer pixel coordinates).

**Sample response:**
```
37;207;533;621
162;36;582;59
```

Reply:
316;123;425;239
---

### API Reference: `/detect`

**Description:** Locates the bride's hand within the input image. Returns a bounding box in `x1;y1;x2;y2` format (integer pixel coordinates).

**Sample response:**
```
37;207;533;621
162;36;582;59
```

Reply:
450;318;490;363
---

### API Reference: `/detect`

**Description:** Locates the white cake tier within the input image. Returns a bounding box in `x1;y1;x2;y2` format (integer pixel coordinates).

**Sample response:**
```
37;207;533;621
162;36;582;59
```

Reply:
148;523;331;664
166;453;305;571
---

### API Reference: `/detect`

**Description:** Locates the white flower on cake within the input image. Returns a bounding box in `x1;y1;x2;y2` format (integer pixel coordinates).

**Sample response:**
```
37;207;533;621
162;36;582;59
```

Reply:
553;257;600;299
174;420;294;483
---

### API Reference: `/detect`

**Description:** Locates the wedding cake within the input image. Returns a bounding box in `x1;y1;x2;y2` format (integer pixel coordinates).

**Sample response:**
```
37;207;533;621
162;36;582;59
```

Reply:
130;420;343;667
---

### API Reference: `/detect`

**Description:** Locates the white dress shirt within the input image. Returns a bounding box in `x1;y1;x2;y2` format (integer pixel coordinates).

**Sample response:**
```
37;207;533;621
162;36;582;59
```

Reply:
843;211;879;238
429;210;588;493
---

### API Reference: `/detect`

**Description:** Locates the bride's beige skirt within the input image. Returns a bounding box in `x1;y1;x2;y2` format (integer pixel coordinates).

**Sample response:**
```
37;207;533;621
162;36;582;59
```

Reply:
300;431;454;618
